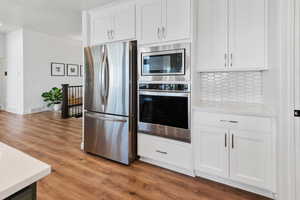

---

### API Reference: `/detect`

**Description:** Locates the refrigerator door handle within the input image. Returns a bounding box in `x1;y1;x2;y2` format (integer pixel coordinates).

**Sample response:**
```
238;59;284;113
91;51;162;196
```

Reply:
101;46;109;99
104;51;110;98
101;49;107;98
85;112;128;123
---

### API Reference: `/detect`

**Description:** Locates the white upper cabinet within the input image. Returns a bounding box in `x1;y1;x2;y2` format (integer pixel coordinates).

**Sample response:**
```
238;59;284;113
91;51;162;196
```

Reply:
90;3;136;45
137;0;191;45
91;12;113;44
197;0;228;70
136;0;162;45
230;131;272;190
197;0;267;72
229;0;267;70
113;4;136;42
164;0;191;41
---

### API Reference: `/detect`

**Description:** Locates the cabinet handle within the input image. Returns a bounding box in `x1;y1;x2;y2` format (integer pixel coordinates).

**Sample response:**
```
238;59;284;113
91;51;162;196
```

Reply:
220;120;228;123
232;134;234;149
230;53;233;67
220;119;238;124
225;133;227;148
224;54;227;67
162;26;166;39
111;30;114;40
157;27;161;40
107;30;110;39
109;30;112;40
156;150;168;155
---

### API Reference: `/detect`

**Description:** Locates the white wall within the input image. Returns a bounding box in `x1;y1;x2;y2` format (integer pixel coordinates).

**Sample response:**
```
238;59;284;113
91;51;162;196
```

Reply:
5;30;24;114
4;29;82;114
0;33;5;58
22;29;83;114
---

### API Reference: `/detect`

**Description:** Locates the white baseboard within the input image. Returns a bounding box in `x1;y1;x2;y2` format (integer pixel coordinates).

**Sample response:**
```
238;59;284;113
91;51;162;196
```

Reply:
29;107;50;114
22;106;51;115
5;106;21;114
2;106;51;115
194;170;277;199
139;157;195;177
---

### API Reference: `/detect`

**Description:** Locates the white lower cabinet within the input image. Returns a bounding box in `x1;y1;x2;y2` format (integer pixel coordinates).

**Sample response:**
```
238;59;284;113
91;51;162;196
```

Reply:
230;130;272;190
138;133;194;176
193;111;275;196
194;126;228;178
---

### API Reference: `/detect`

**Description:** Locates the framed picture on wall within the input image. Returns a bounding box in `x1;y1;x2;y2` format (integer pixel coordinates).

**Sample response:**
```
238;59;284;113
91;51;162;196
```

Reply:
51;63;65;76
67;64;79;76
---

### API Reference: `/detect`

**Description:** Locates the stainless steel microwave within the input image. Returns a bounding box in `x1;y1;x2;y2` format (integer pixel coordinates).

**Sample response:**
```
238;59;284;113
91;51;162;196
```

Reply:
139;43;191;82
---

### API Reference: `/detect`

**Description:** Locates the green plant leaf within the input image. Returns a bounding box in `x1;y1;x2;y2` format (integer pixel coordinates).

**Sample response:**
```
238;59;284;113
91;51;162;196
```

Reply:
42;87;63;106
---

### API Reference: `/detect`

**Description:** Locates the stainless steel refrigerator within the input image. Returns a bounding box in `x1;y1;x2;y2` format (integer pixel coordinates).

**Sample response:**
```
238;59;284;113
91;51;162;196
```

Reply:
84;41;137;165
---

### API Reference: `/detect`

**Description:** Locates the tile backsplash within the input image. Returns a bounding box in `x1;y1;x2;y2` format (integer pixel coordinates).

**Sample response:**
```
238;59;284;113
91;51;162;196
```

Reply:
198;71;263;104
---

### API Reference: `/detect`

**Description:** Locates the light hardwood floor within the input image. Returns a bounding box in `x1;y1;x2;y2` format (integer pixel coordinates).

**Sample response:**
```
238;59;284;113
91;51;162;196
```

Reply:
0;111;271;200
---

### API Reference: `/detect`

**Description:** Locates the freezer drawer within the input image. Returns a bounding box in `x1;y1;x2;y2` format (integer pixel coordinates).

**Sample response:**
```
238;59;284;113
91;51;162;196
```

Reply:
84;112;133;165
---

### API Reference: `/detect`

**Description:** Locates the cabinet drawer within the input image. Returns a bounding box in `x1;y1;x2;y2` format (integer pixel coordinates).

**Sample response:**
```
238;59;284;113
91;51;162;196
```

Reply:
193;112;272;133
138;133;192;170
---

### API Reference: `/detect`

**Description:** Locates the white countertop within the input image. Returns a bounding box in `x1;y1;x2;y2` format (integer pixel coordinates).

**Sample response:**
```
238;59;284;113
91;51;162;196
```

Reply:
192;101;276;118
0;142;51;199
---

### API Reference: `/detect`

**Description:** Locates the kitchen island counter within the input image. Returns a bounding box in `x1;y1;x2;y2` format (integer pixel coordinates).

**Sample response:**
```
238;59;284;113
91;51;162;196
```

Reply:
0;142;51;200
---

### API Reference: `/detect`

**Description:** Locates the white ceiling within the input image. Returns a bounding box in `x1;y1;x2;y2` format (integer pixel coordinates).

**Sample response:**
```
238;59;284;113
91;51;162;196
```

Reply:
0;0;117;40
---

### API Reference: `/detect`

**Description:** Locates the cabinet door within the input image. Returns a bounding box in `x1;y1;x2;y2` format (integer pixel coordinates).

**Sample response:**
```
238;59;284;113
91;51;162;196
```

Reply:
137;0;162;44
229;131;272;189
113;3;136;41
91;13;112;45
194;126;229;178
197;0;228;70
229;0;267;69
163;0;191;41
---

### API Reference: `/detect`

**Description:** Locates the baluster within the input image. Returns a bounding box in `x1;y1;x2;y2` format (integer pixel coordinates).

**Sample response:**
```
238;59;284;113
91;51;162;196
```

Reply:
61;84;69;119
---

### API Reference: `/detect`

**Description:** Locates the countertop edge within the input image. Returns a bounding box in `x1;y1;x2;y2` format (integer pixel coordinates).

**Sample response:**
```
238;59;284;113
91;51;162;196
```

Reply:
192;105;277;118
0;163;51;199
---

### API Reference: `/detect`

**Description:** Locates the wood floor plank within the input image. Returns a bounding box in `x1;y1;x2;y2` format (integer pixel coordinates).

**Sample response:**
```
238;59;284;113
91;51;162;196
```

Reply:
0;111;271;200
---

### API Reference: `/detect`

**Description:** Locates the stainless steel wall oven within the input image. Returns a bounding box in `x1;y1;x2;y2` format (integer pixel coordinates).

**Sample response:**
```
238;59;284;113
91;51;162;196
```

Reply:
138;83;191;143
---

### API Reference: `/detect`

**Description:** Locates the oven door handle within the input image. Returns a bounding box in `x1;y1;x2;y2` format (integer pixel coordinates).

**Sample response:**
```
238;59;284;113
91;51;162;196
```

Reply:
139;91;189;97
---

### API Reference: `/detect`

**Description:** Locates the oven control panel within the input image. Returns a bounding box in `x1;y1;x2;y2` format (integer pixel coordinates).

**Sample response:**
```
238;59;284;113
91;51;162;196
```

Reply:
139;83;190;92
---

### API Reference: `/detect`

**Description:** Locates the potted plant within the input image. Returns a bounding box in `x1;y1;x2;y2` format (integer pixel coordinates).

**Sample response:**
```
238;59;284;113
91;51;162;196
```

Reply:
41;87;63;112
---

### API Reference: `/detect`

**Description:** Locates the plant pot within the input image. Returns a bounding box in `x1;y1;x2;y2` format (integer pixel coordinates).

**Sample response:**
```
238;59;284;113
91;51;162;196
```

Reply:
53;103;62;112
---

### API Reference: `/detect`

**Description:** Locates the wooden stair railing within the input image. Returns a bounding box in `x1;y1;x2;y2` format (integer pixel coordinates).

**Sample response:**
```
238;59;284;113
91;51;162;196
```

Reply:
61;84;83;119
